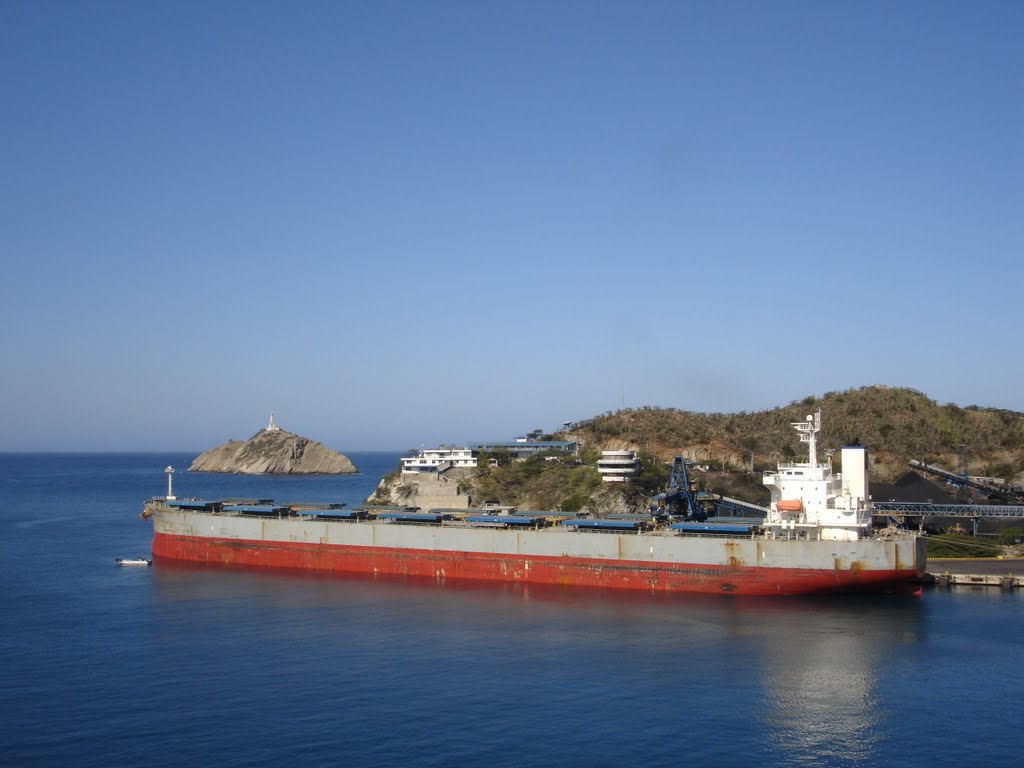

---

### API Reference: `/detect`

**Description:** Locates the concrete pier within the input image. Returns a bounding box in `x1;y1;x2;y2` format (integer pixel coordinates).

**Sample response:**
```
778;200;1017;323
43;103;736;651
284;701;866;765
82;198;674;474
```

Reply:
926;558;1024;589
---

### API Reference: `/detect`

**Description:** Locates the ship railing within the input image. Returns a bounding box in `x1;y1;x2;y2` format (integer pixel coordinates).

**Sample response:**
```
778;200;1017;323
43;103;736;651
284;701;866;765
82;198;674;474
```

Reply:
216;510;364;523
768;462;831;472
671;530;759;540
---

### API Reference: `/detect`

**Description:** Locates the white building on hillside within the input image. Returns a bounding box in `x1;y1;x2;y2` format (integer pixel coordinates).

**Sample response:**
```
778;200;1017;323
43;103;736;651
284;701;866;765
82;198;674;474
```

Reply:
597;450;640;482
401;447;478;474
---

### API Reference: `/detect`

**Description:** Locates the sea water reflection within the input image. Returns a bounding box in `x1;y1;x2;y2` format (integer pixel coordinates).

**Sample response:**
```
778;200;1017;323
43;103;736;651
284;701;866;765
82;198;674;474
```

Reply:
147;563;928;767
752;598;925;766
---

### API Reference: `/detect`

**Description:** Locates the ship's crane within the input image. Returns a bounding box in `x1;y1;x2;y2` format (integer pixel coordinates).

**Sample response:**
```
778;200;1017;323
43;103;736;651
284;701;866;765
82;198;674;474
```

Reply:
651;456;706;520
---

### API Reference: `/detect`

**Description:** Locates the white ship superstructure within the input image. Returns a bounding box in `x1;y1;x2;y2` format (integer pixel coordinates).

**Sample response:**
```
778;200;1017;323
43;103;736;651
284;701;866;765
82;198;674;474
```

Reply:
763;410;871;542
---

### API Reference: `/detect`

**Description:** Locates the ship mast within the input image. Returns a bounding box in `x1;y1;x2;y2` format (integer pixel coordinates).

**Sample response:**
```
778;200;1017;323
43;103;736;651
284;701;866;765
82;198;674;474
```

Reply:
792;410;821;467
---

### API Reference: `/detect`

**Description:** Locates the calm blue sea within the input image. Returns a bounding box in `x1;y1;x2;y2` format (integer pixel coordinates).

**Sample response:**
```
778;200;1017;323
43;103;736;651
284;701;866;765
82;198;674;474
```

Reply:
1;453;1022;768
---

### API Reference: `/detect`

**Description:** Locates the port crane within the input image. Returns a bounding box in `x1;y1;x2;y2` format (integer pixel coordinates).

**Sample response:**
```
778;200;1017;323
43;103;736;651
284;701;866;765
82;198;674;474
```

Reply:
651;456;707;520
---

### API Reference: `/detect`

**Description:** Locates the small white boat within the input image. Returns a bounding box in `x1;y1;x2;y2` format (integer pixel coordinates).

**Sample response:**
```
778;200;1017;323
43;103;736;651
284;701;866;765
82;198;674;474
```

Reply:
116;557;152;566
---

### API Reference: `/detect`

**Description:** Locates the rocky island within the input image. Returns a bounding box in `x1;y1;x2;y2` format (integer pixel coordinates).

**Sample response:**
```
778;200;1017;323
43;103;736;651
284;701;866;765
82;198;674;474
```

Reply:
189;414;357;475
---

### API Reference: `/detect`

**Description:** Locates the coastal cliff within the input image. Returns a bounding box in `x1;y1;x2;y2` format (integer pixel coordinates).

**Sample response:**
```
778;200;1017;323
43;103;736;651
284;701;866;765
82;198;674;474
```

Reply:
189;423;357;475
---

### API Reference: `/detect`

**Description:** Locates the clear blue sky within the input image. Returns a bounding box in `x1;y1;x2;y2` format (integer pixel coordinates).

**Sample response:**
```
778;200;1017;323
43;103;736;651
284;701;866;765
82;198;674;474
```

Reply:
2;0;1021;452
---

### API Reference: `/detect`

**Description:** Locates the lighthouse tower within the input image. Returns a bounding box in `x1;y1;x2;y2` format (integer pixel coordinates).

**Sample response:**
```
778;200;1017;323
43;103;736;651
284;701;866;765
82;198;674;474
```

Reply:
266;412;281;432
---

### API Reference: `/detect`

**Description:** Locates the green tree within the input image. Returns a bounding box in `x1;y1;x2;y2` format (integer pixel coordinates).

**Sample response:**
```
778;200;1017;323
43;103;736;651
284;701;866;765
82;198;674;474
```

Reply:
997;528;1022;546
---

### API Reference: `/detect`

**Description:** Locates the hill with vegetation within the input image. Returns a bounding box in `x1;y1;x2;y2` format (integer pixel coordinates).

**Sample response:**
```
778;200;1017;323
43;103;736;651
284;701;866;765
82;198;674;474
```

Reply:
563;386;1024;485
369;386;1023;516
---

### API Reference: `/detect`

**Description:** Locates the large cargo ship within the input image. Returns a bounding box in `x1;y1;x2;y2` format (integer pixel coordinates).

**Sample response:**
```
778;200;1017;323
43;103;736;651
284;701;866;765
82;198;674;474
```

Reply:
142;412;926;595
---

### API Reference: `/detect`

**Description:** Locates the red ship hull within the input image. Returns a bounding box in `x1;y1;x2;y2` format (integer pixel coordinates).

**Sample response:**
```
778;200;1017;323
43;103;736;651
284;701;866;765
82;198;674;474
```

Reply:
153;531;922;596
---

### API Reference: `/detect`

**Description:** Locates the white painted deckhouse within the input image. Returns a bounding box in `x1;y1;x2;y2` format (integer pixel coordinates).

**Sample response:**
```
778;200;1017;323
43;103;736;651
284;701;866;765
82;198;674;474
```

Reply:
597;450;640;482
762;410;872;542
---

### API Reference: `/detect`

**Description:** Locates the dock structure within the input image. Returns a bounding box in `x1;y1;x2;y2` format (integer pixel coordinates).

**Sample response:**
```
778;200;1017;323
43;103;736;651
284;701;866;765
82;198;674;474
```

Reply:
932;572;1022;589
926;558;1024;589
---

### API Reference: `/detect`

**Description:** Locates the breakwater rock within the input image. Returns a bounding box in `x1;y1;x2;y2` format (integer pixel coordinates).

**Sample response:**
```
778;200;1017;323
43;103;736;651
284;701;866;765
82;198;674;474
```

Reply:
189;426;357;475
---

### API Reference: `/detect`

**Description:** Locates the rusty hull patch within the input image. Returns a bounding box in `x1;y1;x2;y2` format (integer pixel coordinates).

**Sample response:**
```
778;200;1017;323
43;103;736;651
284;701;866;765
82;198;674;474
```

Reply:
724;541;745;569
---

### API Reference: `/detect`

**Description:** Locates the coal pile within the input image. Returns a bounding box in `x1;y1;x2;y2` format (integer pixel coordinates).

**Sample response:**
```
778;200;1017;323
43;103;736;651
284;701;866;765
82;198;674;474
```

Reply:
871;471;956;503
